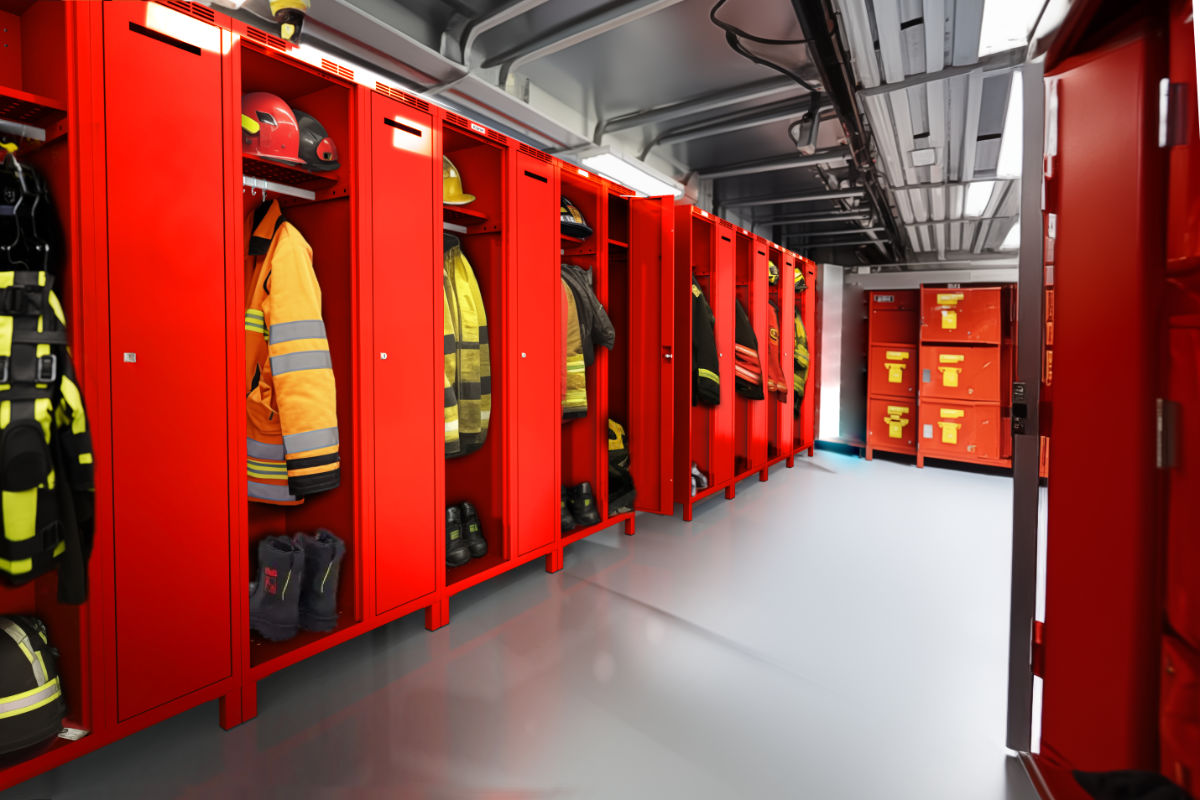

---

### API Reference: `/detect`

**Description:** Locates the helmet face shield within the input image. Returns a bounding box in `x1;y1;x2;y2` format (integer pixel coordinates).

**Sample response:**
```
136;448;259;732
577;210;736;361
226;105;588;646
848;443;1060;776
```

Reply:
241;92;304;165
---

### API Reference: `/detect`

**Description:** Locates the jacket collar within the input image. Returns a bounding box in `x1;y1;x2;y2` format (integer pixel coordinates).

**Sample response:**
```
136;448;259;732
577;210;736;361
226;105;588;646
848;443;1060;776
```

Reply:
249;200;286;256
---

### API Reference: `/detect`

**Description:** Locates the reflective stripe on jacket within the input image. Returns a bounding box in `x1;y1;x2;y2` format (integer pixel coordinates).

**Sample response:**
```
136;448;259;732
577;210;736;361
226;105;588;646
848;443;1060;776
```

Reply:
765;301;787;394
245;201;339;505
734;298;764;400
562;278;587;419
443;240;491;457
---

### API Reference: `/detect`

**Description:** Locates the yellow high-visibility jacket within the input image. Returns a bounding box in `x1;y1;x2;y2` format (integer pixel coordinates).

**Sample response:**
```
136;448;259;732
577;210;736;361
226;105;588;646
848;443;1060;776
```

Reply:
443;239;491;457
245;200;339;505
794;306;810;405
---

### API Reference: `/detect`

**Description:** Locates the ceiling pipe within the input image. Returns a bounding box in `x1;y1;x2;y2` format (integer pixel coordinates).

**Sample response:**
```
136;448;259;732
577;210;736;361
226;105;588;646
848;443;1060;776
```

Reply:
595;76;799;143
788;236;891;248
765;210;872;224
792;226;886;238
789;0;905;259
484;0;686;86
431;0;555;95
724;189;865;208
641;99;818;157
696;146;850;179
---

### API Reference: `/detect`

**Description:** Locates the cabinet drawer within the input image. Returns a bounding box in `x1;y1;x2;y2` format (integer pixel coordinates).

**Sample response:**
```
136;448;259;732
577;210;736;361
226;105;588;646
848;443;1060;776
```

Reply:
869;345;917;398
918;401;1008;461
866;397;916;453
919;344;1004;402
920;287;1003;344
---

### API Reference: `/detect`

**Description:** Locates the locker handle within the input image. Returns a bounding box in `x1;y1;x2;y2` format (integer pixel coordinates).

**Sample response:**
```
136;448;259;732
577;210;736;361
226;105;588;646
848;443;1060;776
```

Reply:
128;21;202;56
383;118;421;137
523;170;548;183
720;235;732;242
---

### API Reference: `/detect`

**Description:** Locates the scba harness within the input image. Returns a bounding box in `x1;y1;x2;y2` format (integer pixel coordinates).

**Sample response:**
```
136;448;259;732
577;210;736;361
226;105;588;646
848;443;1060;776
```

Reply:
0;152;94;604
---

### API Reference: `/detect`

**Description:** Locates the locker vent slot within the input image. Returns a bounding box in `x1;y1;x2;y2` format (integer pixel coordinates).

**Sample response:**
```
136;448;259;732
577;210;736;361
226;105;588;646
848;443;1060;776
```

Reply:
523;170;548;183
128;22;202;56
489;130;508;145
243;26;289;52
445;112;472;130
518;143;551;162
384;118;422;137
164;1;216;23
320;59;354;81
375;84;431;113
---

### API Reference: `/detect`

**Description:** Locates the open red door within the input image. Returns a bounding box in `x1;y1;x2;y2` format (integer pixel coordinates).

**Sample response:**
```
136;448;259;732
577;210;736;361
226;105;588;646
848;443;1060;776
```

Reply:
628;196;675;514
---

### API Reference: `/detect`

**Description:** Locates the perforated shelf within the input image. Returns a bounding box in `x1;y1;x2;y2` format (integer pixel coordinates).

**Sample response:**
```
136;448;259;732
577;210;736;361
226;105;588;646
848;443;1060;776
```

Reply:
443;205;489;226
0;85;67;141
242;153;338;190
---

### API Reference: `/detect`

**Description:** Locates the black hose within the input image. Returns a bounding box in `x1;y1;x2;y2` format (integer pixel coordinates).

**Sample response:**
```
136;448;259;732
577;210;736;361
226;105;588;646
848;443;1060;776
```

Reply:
710;0;820;94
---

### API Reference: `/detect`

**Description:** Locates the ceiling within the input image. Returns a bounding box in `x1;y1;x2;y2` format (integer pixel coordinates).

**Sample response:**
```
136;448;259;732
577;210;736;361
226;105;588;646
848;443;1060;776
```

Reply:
224;0;1030;267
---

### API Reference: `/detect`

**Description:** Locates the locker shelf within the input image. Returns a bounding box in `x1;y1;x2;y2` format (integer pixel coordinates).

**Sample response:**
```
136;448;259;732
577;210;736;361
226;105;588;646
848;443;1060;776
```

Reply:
561;233;588;245
0;84;67;141
443;204;488;226
608;239;629;249
249;616;365;674
561;511;634;548
242;152;338;190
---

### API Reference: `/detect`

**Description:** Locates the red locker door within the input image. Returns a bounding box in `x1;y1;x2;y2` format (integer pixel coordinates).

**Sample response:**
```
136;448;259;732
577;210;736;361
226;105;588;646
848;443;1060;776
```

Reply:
749;244;769;467
370;94;438;614
102;2;231;720
628;196;674;514
512;154;558;554
711;229;736;485
778;255;795;451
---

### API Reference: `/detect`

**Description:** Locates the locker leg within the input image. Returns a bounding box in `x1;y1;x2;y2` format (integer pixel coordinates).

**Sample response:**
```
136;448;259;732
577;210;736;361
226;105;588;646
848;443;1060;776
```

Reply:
865;447;873;461
424;598;449;631
758;468;768;482
916;454;925;469
785;456;794;468
725;485;736;500
545;548;564;574
238;681;258;724
623;516;636;536
219;689;242;730
682;503;693;522
808;446;815;457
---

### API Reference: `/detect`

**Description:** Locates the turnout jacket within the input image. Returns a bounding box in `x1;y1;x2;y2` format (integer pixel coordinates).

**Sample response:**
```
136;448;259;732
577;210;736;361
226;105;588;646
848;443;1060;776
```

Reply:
765;301;787;394
560;263;614;419
444;237;491;457
245;201;340;505
733;298;764;400
794;306;810;406
691;279;720;406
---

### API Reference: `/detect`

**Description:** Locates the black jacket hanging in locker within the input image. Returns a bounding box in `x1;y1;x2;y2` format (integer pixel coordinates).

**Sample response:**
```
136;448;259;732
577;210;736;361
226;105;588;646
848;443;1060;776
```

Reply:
691;279;720;406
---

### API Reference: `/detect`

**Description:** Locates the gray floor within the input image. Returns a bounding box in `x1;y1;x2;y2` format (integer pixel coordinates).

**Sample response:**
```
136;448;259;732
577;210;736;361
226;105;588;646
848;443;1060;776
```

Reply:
6;451;1038;799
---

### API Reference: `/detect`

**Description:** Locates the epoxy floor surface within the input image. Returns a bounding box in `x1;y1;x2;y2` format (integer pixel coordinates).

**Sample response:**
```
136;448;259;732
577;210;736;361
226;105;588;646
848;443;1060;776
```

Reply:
6;451;1037;799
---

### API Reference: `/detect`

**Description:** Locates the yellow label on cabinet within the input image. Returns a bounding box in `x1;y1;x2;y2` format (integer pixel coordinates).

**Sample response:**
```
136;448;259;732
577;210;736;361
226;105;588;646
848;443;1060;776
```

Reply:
885;362;906;383
939;408;965;419
885;350;910;361
938;353;965;364
887;405;910;416
939;366;961;388
938;421;960;444
888;420;904;439
941;309;958;329
937;292;965;305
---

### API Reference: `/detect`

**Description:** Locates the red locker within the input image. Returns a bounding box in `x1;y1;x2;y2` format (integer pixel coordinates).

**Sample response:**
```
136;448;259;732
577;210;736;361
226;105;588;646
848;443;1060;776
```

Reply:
866;398;917;453
1161;635;1200;795
918;344;1004;402
368;92;438;615
711;225;736;485
920;286;1003;344
628;196;675;515
1166;296;1200;650
918;400;1007;462
868;289;918;344
101;1;233;720
766;245;795;463
510;150;558;556
869;344;918;398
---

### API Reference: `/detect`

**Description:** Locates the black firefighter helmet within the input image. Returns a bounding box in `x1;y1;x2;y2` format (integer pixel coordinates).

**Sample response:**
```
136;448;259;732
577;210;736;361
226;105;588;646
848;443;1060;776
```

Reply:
560;196;593;239
0;616;66;755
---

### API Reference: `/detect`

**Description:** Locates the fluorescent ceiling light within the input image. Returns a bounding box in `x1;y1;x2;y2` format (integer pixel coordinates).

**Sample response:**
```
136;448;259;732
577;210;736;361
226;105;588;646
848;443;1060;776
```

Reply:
581;152;683;198
965;180;997;217
1000;221;1020;250
995;74;1023;179
979;0;1043;56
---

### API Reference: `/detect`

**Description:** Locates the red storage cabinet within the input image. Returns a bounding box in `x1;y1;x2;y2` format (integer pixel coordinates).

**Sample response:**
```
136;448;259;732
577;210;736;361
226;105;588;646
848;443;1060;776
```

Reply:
869;344;918;398
917;400;1007;462
918;344;1004;402
869;289;918;344
366;91;439;617
920;286;1003;344
101;0;235;722
866;398;917;454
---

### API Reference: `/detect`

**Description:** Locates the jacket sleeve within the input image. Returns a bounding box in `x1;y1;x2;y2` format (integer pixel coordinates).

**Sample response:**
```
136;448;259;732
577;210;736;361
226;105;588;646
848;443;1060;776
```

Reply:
263;226;340;497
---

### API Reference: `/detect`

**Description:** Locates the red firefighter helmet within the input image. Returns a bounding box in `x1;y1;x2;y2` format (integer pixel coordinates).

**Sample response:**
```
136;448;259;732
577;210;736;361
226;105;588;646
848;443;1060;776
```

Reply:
241;92;304;165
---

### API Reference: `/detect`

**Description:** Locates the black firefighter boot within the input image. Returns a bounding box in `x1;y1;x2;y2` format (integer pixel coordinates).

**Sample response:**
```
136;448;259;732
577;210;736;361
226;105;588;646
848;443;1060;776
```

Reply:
459;501;487;559
561;487;577;532
568;482;601;527
446;506;470;568
298;529;346;632
249;536;305;642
